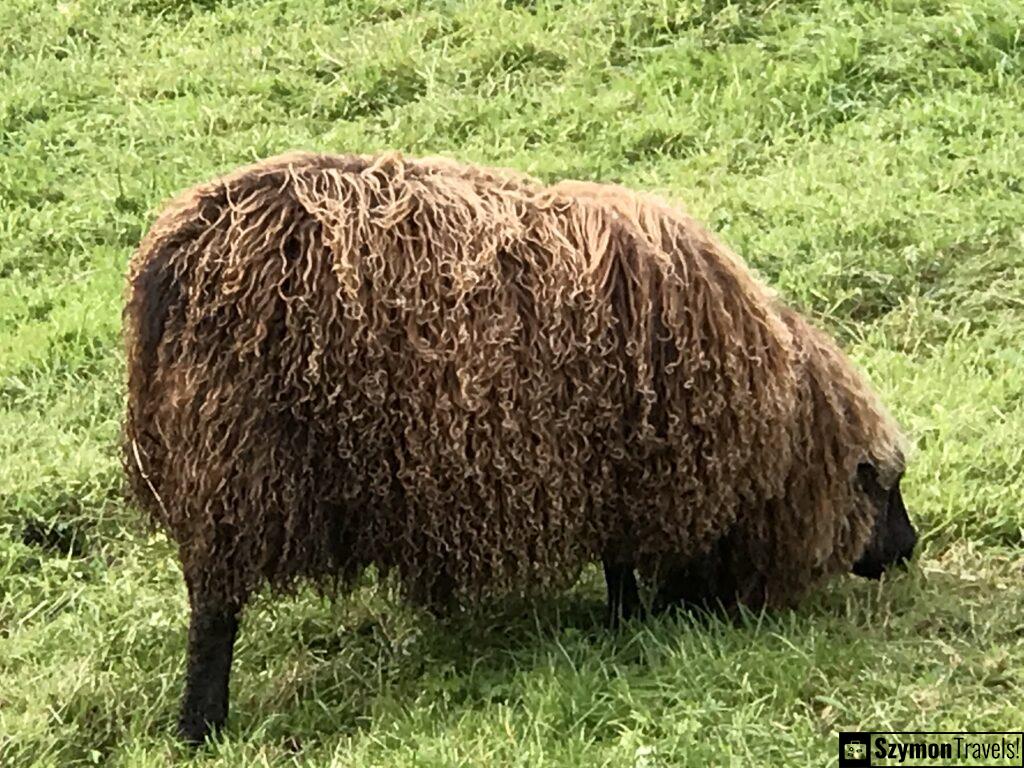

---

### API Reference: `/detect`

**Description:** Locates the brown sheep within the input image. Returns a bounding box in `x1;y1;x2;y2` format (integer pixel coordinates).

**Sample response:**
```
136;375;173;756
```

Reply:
123;152;915;743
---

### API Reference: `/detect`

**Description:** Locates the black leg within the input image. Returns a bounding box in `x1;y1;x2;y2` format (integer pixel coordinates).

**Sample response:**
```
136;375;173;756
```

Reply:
603;559;641;629
652;539;742;616
178;593;240;745
425;564;457;616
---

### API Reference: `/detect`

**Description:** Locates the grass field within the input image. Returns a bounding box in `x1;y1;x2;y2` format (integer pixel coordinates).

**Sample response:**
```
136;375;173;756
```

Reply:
2;0;1023;765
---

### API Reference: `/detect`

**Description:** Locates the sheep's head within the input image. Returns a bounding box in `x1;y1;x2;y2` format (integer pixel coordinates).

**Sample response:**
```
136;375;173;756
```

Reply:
851;463;917;579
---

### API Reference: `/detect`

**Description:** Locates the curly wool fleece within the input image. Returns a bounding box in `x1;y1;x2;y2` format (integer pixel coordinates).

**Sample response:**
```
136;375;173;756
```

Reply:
124;152;906;608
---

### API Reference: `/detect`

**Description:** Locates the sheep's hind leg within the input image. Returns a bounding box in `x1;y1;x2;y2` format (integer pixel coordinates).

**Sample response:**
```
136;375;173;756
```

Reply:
178;584;241;745
603;559;641;629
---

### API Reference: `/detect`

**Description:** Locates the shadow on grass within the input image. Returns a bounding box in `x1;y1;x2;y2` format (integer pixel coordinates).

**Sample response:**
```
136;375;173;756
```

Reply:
217;555;991;745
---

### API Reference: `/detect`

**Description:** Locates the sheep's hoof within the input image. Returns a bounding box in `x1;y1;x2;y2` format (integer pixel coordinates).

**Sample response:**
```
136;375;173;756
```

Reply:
605;608;621;631
177;712;221;746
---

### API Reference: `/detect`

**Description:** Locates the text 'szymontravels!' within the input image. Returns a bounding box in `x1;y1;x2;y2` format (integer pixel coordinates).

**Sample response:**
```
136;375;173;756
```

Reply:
839;731;1023;767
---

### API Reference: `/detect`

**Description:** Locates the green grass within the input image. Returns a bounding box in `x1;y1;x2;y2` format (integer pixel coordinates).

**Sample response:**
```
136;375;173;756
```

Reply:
1;0;1022;765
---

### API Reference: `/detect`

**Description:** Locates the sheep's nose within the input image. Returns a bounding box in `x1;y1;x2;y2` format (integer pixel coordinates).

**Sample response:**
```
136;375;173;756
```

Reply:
897;527;917;566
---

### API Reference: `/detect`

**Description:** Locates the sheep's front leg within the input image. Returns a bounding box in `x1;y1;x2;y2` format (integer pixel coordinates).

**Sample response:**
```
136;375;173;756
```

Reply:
178;591;240;745
603;559;641;629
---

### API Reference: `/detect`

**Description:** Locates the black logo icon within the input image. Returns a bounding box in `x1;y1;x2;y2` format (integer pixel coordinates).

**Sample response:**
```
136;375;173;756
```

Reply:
839;732;871;767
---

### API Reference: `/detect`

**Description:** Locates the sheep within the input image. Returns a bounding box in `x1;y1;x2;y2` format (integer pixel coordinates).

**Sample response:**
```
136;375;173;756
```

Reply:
123;152;915;743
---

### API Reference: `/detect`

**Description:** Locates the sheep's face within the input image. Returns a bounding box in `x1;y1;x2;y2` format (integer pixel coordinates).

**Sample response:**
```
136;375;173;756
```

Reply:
851;463;916;579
